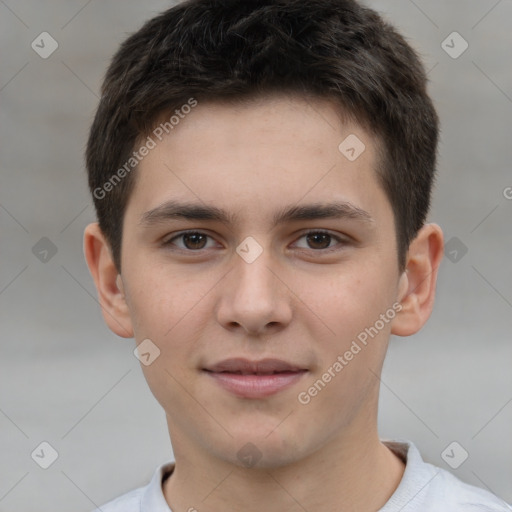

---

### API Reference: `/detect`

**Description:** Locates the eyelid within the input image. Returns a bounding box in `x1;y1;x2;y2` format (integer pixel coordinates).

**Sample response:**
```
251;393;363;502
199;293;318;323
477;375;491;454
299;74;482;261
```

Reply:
291;229;348;251
162;229;221;250
162;228;349;253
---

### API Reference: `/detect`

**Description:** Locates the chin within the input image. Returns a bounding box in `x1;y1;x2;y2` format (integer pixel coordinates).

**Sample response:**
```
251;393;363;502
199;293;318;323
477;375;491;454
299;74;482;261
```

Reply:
218;428;310;470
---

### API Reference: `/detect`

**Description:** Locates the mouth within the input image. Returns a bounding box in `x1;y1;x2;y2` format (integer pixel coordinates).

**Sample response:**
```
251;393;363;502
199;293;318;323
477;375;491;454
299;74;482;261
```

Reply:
203;358;308;398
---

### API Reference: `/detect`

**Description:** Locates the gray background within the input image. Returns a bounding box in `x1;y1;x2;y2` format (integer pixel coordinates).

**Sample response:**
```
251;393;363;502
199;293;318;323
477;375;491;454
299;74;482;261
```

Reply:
1;1;511;510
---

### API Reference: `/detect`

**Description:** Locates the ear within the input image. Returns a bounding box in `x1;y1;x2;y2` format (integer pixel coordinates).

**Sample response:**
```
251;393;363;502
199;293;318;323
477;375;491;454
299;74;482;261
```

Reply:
83;222;134;338
391;223;444;337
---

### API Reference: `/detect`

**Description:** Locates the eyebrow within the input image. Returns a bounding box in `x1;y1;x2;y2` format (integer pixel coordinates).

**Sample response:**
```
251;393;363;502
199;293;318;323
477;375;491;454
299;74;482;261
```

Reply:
139;199;374;229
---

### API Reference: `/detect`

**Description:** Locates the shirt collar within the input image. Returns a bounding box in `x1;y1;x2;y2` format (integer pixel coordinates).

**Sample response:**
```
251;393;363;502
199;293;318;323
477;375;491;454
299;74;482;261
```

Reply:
140;441;426;512
140;462;175;511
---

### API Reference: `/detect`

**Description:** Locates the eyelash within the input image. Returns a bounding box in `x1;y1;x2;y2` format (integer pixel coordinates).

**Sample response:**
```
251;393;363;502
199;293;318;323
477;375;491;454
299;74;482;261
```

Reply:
162;229;348;254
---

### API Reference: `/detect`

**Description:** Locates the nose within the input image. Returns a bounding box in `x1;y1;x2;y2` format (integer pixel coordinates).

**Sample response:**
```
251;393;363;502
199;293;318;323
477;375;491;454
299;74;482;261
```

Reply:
215;246;293;337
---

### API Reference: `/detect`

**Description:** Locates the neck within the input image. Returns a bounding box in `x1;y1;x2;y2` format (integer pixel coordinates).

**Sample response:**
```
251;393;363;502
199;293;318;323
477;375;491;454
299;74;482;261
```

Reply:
163;421;405;512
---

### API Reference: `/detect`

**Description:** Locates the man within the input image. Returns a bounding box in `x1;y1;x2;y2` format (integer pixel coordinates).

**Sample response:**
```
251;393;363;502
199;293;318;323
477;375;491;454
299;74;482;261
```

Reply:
83;0;510;510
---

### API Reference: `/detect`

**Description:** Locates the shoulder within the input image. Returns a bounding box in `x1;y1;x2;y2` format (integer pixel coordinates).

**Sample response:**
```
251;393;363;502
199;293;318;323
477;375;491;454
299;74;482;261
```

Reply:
382;440;511;512
427;463;511;511
91;462;175;512
92;486;145;512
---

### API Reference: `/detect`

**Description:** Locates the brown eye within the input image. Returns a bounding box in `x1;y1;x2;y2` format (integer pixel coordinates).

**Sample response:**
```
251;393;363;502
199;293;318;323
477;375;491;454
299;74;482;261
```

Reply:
164;231;215;251
294;230;344;251
305;232;332;250
182;232;207;250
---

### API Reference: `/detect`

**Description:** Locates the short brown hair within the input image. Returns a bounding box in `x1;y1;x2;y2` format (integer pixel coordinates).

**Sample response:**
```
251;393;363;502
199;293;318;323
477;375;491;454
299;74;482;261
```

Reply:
86;0;439;272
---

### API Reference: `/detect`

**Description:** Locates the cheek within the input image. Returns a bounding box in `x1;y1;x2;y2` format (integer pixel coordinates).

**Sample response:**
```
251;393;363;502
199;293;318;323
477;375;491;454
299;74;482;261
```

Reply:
308;263;396;336
124;271;209;410
133;297;209;419
124;260;208;338
298;258;398;395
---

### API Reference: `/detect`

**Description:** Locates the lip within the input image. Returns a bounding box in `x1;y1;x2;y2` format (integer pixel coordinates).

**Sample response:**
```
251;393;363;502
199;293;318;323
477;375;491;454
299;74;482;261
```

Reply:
203;358;308;399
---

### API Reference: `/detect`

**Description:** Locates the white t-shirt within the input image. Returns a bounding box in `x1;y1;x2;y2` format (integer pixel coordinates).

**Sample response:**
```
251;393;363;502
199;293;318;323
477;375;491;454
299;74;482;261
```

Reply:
93;441;511;511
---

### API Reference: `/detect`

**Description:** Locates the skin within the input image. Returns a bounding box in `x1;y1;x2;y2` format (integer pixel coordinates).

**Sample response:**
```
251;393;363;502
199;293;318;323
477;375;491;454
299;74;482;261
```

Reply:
84;94;444;512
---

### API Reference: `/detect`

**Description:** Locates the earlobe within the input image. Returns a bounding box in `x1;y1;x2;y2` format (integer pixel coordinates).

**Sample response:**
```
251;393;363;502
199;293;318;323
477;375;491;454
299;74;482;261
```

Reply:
391;223;444;337
83;223;134;338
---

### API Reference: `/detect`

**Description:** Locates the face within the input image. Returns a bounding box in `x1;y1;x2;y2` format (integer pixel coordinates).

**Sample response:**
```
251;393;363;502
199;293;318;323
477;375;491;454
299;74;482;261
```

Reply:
116;95;405;467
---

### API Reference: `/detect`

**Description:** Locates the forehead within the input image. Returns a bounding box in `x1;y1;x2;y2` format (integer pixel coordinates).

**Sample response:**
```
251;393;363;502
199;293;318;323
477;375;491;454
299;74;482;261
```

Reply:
126;94;391;230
